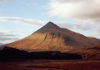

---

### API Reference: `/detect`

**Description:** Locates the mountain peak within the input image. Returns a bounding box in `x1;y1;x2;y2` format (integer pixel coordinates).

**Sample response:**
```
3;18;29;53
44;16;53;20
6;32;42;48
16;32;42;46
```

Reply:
36;21;61;33
44;21;60;29
47;21;55;25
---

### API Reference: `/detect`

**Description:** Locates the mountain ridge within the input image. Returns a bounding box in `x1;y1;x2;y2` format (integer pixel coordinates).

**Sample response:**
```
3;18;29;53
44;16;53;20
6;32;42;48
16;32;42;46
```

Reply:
2;22;100;52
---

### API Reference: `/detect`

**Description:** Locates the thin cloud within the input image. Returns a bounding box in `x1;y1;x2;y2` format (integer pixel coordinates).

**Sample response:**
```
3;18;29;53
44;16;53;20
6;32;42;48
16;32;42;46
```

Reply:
0;0;11;2
22;1;38;6
90;25;100;37
54;0;88;3
0;17;100;38
0;32;19;44
58;23;91;30
0;17;45;27
0;30;36;44
0;30;34;33
0;17;91;30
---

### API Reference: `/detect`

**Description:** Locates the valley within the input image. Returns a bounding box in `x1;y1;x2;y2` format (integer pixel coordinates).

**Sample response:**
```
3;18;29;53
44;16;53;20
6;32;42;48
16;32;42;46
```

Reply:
0;22;100;70
0;59;100;70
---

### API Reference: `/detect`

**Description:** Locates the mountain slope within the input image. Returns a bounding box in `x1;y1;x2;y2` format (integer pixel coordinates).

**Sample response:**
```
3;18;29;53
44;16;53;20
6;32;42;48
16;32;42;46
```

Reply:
4;22;100;51
67;43;100;60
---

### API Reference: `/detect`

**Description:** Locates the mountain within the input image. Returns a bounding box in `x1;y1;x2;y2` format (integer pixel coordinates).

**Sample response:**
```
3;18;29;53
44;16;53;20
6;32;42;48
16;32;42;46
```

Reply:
0;43;3;46
0;43;5;50
4;22;100;51
67;43;100;60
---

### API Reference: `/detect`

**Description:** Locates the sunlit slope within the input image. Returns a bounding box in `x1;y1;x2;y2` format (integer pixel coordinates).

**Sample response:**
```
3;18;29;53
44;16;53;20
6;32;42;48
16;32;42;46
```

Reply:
6;22;100;51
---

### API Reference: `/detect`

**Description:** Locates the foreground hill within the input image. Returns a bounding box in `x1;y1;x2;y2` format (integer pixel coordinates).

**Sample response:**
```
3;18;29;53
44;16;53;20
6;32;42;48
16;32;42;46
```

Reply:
0;47;82;60
67;43;100;60
3;22;100;51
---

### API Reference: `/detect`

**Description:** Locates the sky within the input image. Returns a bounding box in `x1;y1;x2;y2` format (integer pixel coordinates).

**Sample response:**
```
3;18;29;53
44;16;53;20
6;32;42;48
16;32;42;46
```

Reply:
0;0;100;44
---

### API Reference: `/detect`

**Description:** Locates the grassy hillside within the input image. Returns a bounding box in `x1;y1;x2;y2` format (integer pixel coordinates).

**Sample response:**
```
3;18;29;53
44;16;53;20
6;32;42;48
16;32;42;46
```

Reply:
67;43;100;60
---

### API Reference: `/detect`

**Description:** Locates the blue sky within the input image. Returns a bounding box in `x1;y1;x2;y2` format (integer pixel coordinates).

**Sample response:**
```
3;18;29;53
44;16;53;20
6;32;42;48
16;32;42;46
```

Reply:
0;0;100;44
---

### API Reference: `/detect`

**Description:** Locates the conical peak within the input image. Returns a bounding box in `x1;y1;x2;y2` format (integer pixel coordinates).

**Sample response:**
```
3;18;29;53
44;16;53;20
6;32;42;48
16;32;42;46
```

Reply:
44;21;60;29
47;21;55;25
35;21;61;33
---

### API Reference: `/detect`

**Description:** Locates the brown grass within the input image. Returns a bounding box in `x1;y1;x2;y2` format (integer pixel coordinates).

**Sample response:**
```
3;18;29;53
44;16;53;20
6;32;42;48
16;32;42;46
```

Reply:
5;22;100;52
0;59;100;70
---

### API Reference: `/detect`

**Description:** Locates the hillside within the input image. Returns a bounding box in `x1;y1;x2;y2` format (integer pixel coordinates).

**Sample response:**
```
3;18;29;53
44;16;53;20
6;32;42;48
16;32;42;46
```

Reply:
3;22;100;51
67;43;100;60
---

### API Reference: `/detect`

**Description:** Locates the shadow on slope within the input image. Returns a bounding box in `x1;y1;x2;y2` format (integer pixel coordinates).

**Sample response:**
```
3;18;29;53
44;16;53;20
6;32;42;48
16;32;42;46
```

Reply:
0;46;82;60
67;43;100;60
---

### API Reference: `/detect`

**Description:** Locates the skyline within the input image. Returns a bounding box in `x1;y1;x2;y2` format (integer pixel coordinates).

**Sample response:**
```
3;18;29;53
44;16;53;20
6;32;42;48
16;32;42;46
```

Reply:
0;0;100;44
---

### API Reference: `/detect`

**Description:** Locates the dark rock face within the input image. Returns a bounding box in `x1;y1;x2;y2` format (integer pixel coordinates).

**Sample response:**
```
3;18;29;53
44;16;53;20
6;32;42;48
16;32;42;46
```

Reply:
0;47;82;60
4;22;100;51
